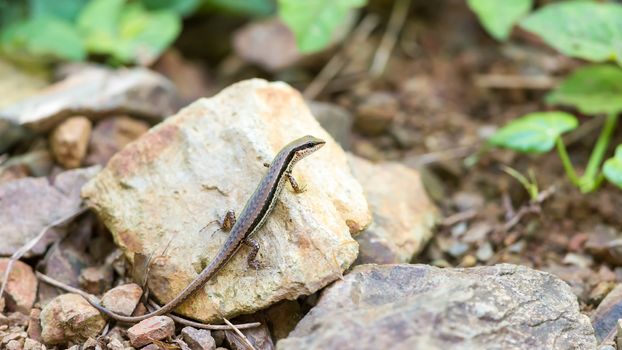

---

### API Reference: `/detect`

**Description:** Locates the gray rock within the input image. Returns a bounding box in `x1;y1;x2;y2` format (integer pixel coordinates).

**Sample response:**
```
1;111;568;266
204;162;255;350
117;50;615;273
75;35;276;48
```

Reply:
0;67;178;135
0;166;100;257
308;101;353;150
278;264;597;350
81;79;371;322
348;154;438;264
592;283;622;343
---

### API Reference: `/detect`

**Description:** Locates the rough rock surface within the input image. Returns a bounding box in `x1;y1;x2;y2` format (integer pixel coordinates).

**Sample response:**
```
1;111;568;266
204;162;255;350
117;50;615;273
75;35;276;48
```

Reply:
0;67;178;133
0;259;37;313
348;154;438;264
0;166;100;256
127;316;175;347
86;116;150;166
592;283;622;343
82;79;370;322
50;116;92;169
278;264;597;350
100;283;143;316
40;293;106;345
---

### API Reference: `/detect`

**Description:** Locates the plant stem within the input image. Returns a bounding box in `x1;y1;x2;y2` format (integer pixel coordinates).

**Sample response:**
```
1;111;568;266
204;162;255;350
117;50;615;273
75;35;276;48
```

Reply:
583;112;619;184
556;137;581;187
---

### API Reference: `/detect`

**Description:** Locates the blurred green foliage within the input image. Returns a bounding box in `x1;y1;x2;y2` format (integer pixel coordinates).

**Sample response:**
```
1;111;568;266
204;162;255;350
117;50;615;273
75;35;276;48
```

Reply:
467;0;532;41
0;0;365;64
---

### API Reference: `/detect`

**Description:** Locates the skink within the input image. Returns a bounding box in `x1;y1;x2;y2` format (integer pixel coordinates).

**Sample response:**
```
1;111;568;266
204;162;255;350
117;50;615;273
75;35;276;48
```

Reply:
86;135;326;322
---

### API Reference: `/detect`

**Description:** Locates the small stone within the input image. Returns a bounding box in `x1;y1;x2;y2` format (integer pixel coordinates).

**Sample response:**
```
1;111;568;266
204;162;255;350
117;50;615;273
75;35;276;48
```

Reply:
106;337;125;350
460;255;477;267
181;327;216;350
100;283;143;317
79;266;113;295
462;222;492;243
264;300;303;341
83;337;98;349
211;331;225;347
5;339;22;350
26;309;42;342
354;92;398;135
50;116;92;168
586;225;622;265
0;259;37;313
86;116;149;166
476;242;494;262
452;192;484;212
40;293;106;345
308;101;353;151
127;316;175;347
563;253;593;269
23;338;44;350
447;242;469;258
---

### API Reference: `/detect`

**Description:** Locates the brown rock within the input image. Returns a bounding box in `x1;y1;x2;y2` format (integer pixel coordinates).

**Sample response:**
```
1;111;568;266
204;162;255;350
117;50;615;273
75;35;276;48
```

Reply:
0;149;54;182
154;50;213;105
0;66;179;133
100;283;143;317
0;259;37;313
40;293;106;345
181;327;216;350
0;166;100;256
50;116;92;168
354;92;399;135
81;79;370;322
348;155;438;264
86;116;150;166
23;338;45;350
278;264;596;350
586;225;622;265
79;266;113;295
5;339;22;350
27;309;42;342
308;101;353;151
233;18;303;72
127;316;174;347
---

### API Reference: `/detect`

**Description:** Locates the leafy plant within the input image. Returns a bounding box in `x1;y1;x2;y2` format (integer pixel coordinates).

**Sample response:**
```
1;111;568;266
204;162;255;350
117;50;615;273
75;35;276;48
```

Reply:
520;1;622;66
491;64;622;193
472;0;622;192
0;0;182;65
467;0;533;41
278;0;366;53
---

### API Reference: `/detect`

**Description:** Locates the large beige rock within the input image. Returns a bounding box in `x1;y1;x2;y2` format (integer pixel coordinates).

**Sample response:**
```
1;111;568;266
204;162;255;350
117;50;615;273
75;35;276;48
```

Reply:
82;79;370;322
348;154;438;264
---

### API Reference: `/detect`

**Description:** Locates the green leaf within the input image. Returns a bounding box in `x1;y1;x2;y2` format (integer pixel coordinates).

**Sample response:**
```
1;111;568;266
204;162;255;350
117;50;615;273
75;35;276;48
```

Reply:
278;0;365;53
0;16;85;62
604;145;622;189
489;112;578;153
520;1;622;66
29;0;90;22
77;0;180;65
546;64;622;115
467;0;532;41
202;0;275;16
140;0;201;16
115;3;181;65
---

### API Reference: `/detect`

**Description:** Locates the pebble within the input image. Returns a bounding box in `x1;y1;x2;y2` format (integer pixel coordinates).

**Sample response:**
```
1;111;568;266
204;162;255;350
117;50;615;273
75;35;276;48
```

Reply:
49;116;92;168
354;92;398;136
447;242;469;258
476;241;494;262
40;293;106;345
181;327;216;350
100;283;143;317
0;258;37;314
127;316;175;347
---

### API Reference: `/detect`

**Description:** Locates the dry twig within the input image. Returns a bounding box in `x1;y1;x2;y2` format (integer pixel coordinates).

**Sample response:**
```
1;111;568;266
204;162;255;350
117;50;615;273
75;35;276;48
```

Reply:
474;74;557;90
370;0;411;77
223;317;257;350
303;14;379;100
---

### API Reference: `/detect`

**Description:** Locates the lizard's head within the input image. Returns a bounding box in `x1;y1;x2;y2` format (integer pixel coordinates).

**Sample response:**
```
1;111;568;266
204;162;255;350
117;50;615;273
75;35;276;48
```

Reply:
292;135;326;160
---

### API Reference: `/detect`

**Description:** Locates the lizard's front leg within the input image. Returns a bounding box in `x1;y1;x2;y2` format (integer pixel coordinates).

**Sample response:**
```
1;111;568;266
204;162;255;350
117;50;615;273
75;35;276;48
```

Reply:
243;238;261;270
